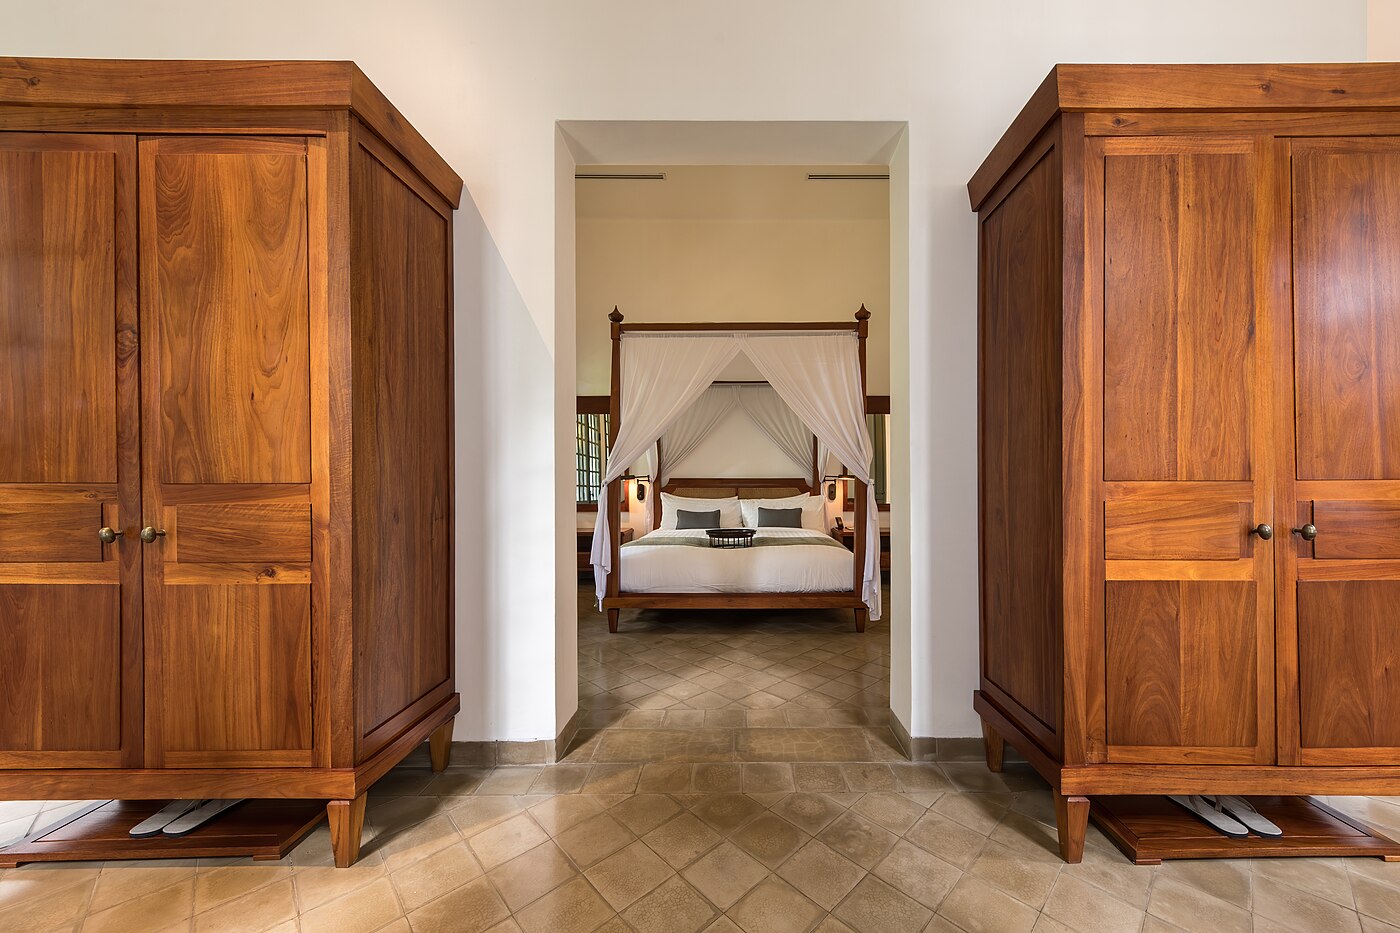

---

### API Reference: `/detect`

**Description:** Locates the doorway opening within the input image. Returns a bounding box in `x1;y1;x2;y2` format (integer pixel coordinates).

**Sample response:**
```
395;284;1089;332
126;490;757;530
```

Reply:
556;122;910;764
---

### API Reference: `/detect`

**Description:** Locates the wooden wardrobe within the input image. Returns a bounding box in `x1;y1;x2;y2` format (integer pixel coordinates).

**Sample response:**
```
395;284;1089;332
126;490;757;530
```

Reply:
972;64;1400;863
0;59;460;867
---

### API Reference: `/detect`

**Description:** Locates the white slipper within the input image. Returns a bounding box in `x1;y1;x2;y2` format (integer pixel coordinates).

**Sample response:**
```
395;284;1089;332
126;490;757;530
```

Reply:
161;799;244;837
129;799;204;838
1169;795;1250;837
1205;795;1284;838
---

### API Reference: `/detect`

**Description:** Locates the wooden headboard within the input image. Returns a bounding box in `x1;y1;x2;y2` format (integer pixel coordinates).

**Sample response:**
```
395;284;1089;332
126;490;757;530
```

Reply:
655;477;819;529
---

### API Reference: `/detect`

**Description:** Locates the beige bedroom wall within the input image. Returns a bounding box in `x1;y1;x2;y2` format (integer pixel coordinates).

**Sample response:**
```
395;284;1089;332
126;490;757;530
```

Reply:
1372;0;1400;57
576;165;890;396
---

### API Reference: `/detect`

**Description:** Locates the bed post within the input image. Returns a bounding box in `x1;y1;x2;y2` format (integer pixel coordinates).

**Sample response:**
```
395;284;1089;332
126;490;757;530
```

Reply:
853;305;871;633
607;307;624;633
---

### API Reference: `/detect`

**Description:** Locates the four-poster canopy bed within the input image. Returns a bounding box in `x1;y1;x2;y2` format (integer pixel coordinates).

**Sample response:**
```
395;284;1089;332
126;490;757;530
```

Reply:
590;306;878;634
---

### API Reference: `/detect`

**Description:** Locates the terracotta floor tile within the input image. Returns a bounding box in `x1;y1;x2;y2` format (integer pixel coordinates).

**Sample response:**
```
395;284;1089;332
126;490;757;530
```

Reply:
873;839;961;911
388;842;484;912
832;874;932;933
730;813;808;868
585;840;674;911
776;838;866;911
1146;877;1252;933
770;793;847;835
527;795;604;837
620;876;716;933
817;811;898;870
690;795;766;834
849;793;924;834
937;874;1039;933
512;877;615;933
192;877;296;933
1041;874;1145;933
609;794;682;836
488;841;579;913
642;813;722;870
554;813;633;868
467;813;550;870
80;876;195;933
728;876;825;933
405;875;509;933
680;841;770;910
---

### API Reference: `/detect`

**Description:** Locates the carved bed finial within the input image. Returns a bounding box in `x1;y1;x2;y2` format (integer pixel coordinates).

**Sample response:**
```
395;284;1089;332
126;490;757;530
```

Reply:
855;304;871;322
609;306;624;323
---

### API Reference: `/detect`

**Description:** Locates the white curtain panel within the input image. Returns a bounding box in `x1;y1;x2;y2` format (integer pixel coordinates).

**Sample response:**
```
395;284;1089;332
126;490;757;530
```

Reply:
737;385;816;478
740;334;881;620
657;384;740;483
591;335;741;606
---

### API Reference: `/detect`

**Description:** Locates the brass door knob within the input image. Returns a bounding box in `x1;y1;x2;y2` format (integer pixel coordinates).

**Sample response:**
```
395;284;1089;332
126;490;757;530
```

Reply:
1250;523;1273;540
1292;523;1318;541
139;526;166;543
98;527;123;544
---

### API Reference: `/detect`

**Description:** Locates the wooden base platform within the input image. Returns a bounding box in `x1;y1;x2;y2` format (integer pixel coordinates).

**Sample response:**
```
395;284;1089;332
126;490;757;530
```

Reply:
0;799;326;868
1090;795;1400;866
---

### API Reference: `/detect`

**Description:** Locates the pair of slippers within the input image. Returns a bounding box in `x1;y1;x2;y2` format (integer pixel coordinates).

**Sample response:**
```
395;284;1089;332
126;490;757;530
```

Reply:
128;799;243;838
1169;795;1283;838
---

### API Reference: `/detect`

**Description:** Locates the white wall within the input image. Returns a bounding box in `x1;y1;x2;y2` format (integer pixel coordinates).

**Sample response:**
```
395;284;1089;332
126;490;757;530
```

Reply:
4;1;1368;741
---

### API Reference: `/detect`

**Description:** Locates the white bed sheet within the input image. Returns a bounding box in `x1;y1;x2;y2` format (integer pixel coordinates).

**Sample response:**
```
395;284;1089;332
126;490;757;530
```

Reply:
619;528;853;594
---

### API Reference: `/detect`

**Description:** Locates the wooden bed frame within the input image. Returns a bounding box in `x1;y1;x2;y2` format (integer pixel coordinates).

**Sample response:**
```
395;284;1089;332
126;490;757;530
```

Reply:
601;307;871;633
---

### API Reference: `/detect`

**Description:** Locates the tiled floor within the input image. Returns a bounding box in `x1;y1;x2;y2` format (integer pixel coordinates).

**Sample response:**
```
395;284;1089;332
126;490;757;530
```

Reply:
1;588;1399;932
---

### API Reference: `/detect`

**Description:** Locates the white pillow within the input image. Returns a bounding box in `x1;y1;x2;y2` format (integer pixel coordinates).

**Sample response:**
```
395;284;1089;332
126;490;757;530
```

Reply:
660;493;742;530
740;494;827;532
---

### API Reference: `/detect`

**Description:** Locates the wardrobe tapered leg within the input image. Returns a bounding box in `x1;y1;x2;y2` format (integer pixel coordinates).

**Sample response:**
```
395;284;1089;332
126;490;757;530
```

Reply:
607;609;620;633
982;720;1005;773
327;793;367;868
854;608;868;633
1053;791;1090;864
429;718;454;772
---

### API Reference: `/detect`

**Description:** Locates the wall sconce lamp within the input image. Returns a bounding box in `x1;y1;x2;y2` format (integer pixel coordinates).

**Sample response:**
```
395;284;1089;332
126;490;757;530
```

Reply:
822;470;856;501
620;473;648;501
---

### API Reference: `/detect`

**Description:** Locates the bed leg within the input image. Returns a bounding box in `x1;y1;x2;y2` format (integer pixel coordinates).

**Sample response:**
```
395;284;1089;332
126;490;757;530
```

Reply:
607;608;620;633
853;608;867;633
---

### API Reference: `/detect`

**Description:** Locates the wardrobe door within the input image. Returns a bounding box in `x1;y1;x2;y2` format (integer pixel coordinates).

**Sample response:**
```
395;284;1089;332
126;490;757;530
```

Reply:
139;137;317;768
0;134;142;769
1093;137;1275;765
1285;137;1400;765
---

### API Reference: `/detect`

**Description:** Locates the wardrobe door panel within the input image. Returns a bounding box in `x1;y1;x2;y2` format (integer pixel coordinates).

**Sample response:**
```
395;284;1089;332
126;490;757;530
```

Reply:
1093;137;1273;764
1105;581;1258;754
1102;144;1254;482
1288;138;1400;765
0;134;141;769
149;137;311;485
1293;141;1400;480
140;136;318;768
154;584;312;766
1297;581;1400;754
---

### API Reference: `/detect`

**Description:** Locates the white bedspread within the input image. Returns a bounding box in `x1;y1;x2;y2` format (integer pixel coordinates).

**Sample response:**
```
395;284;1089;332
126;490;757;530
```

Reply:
619;528;853;594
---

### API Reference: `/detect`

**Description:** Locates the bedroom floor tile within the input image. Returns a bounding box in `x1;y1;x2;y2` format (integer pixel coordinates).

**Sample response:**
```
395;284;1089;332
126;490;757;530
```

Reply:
13;585;1400;932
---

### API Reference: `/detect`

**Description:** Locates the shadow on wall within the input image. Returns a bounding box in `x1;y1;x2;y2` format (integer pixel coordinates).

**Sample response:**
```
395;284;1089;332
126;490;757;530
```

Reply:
453;189;558;742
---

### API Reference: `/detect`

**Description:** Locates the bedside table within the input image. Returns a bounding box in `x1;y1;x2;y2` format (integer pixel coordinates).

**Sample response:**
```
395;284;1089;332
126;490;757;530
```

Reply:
830;525;891;572
578;526;634;571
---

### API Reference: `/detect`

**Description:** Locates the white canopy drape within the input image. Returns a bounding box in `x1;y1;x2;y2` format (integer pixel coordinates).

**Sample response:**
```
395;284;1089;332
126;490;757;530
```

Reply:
592;331;879;620
657;385;740;484
590;335;740;607
738;385;817;479
740;334;880;620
